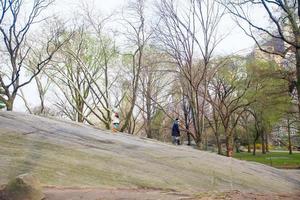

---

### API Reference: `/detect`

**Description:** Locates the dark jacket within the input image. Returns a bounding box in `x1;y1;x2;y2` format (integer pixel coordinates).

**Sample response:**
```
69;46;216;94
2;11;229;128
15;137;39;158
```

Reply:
172;121;180;136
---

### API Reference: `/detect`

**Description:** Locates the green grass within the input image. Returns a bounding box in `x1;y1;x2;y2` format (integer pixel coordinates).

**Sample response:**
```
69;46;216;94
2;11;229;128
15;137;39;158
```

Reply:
233;152;300;169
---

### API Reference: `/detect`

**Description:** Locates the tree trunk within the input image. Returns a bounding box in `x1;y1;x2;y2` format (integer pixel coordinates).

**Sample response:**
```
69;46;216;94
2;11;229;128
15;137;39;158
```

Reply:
194;128;202;148
287;117;293;154
253;129;260;156
77;100;84;123
253;140;256;156
195;138;202;149
120;55;142;133
187;132;191;145
6;97;14;111
40;99;45;114
265;132;269;153
146;72;152;139
146;118;152;138
246;127;251;153
185;119;191;146
225;135;233;157
189;90;202;148
204;133;208;150
106;111;111;130
248;144;251;153
105;121;110;130
215;132;222;155
261;129;266;154
296;48;300;113
77;112;84;123
183;95;191;145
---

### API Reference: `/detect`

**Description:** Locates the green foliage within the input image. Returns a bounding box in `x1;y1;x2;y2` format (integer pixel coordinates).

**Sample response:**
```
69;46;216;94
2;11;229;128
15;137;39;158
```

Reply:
0;100;5;109
63;29;118;72
210;56;250;138
150;110;169;140
151;109;165;127
246;59;291;131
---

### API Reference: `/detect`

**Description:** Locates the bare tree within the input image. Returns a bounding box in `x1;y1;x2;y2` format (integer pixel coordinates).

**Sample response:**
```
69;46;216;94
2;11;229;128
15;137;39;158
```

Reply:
0;0;12;25
19;37;55;115
136;49;175;138
119;0;151;133
0;0;67;110
156;0;225;147
85;9;120;129
205;87;223;154
18;73;51;115
206;58;251;156
48;20;118;128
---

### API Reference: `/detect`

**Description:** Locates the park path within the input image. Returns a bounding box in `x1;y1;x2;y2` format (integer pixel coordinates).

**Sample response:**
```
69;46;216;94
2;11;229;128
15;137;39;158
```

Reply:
43;187;300;200
43;187;193;200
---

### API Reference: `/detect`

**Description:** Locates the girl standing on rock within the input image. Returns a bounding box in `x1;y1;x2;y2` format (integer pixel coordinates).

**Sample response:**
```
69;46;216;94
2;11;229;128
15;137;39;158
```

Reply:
112;112;120;132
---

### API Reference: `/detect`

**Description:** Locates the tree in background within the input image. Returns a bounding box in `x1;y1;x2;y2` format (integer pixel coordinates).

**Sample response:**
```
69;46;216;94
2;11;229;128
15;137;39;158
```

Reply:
49;27;95;123
207;57;251;156
48;21;118;127
156;0;225;147
138;48;174;138
225;0;300;111
17;19;64;115
119;0;151;133
18;72;52;115
246;59;291;155
239;111;253;153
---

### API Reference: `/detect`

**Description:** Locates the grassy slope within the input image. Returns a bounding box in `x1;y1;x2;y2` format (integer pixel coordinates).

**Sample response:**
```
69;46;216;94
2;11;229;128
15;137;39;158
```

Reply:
234;152;300;169
0;112;299;195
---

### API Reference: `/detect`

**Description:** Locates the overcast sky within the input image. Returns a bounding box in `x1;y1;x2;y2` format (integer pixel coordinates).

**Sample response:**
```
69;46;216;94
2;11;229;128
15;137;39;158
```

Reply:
53;0;125;16
51;0;255;53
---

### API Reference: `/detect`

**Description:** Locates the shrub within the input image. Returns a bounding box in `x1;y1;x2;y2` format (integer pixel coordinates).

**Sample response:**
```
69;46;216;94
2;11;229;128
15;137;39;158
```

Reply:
255;143;262;149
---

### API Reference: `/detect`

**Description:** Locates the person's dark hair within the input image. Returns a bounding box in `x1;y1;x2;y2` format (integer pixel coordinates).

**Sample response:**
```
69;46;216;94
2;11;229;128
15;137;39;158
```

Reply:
175;118;179;121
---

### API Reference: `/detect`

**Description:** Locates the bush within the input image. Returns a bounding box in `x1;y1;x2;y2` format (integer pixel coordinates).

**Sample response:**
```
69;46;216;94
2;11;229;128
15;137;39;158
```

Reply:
255;143;262;149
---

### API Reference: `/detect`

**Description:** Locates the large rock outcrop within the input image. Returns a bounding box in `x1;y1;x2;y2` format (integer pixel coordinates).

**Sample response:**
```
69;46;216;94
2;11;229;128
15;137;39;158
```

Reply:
0;111;299;195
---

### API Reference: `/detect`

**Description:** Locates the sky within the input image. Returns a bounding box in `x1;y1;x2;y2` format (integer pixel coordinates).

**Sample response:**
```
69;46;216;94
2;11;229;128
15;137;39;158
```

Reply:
13;0;256;111
51;0;255;54
53;0;126;16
